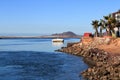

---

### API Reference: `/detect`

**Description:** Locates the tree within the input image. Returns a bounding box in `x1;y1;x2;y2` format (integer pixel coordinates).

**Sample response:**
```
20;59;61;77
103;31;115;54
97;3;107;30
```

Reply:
103;15;115;36
99;19;106;37
91;20;99;37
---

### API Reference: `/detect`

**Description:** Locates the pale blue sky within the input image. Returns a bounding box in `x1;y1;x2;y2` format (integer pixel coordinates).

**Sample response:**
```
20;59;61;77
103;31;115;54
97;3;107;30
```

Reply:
0;0;120;35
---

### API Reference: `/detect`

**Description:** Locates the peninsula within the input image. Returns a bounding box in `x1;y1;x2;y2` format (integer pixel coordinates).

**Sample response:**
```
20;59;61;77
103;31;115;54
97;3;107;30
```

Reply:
57;10;120;79
0;31;81;39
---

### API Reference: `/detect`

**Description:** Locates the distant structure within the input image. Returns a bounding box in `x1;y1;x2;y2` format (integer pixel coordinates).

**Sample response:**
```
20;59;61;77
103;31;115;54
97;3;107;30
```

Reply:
111;10;120;22
83;33;93;37
111;10;120;37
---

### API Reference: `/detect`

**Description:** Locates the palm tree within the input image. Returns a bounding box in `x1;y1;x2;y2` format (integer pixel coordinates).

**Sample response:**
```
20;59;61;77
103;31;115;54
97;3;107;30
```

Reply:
104;15;110;36
104;15;119;37
111;16;117;33
99;19;106;37
91;20;99;37
104;15;114;36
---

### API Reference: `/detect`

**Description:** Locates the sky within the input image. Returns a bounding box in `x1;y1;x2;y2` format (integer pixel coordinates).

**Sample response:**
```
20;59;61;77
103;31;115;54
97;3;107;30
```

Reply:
0;0;120;35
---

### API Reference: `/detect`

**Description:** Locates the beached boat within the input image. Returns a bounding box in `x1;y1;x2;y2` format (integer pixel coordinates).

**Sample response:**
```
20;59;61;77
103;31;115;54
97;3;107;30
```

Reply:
52;38;64;42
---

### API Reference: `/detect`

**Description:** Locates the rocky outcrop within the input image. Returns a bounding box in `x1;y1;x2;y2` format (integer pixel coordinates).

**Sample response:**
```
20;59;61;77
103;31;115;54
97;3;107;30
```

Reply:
81;49;120;80
56;37;120;80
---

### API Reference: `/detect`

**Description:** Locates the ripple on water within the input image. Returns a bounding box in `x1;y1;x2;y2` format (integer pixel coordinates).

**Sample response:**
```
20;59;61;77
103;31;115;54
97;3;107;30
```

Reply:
0;51;88;80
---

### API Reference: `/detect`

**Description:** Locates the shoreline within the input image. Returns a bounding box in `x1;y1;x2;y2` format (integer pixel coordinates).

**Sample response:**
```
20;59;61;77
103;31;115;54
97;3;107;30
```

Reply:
56;37;120;79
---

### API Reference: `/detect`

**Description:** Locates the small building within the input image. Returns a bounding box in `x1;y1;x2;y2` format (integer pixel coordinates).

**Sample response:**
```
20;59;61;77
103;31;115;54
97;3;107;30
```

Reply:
83;33;93;37
111;10;120;37
111;10;120;22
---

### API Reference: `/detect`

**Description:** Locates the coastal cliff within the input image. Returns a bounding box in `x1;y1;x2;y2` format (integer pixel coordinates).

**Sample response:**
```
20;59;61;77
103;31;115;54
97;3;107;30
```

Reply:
57;37;120;80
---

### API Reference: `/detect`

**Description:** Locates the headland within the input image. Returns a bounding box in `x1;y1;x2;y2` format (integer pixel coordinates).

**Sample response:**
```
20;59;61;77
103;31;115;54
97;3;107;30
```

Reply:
0;31;81;39
56;37;120;80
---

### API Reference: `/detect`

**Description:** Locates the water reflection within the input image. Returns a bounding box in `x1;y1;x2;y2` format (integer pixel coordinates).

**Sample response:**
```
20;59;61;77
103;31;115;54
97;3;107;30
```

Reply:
52;42;64;47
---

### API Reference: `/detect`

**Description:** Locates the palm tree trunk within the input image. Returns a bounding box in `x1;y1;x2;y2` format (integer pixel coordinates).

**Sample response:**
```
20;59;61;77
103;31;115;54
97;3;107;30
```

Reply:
108;31;112;36
107;26;112;36
95;28;99;37
100;28;102;37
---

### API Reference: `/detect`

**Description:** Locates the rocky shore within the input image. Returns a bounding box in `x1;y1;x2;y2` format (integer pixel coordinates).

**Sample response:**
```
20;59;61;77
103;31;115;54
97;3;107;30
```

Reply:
56;37;120;80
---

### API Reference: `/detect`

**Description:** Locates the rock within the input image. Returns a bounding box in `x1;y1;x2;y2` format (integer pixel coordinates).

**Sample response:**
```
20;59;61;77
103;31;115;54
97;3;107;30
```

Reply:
96;62;103;67
104;38;111;44
67;43;75;47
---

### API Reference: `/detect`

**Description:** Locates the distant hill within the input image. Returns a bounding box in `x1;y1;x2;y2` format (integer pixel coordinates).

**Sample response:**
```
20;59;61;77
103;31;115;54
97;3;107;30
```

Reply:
52;31;81;38
0;31;82;39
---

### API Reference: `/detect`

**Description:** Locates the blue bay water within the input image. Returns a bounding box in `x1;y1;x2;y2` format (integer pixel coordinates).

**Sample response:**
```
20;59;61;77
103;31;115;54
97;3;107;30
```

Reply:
0;38;88;80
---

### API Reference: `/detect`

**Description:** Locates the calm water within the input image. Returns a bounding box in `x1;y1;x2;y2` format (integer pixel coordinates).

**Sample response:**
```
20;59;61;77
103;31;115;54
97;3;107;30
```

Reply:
0;38;88;80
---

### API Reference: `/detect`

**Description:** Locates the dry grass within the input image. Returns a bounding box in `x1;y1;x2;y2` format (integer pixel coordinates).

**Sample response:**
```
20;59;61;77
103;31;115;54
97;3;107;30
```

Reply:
97;38;120;56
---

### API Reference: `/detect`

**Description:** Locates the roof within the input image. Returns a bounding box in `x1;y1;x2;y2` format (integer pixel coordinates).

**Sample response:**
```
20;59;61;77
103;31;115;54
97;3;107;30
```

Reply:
83;33;92;37
112;10;120;17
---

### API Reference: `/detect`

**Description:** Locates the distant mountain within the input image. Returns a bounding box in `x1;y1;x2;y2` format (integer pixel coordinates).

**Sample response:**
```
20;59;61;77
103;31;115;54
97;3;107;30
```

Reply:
52;31;81;38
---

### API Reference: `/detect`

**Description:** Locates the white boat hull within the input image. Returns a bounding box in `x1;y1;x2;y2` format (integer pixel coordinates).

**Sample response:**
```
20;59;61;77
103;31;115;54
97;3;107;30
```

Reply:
52;39;64;42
